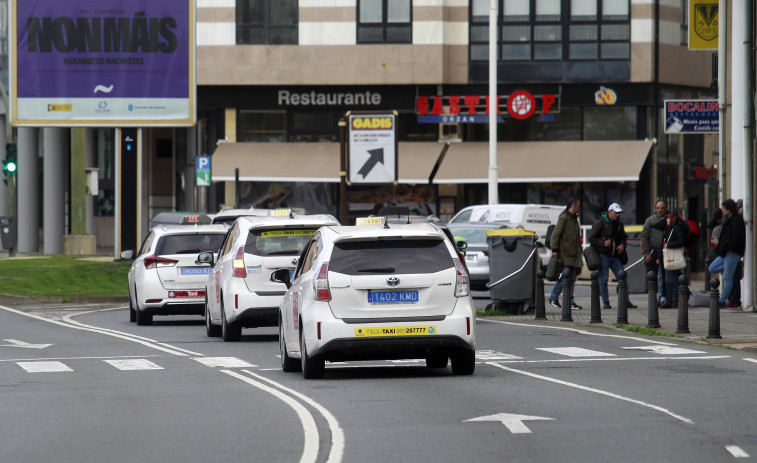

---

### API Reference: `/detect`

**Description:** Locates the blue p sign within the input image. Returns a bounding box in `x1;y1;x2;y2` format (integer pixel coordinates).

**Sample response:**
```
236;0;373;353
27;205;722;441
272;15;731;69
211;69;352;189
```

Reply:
196;156;211;186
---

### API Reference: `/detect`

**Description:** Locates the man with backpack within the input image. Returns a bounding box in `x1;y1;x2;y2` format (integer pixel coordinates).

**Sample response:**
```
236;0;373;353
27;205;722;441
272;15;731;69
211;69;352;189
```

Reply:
588;203;637;309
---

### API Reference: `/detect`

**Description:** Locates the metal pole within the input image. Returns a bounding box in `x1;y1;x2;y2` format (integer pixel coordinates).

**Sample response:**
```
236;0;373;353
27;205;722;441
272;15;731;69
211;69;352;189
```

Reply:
339;118;348;224
741;0;755;311
535;270;546;319
647;270;660;328
616;270;629;324
590;270;601;323
717;0;727;204
234;167;240;209
487;0;498;205
707;278;722;339
676;274;690;334
561;269;572;322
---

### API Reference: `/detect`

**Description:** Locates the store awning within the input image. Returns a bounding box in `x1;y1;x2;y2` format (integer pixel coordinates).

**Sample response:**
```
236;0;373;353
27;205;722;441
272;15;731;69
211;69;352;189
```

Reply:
433;140;655;184
210;142;448;184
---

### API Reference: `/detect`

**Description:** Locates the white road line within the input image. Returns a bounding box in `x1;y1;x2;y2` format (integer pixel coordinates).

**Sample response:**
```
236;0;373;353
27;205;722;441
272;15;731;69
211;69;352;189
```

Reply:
487;362;694;424
17;361;73;373
478;318;677;345
497;355;729;364
0;355;161;363
744;358;757;365
536;347;616;357
221;370;320;463
725;445;750;458
105;359;164;370
621;346;707;355
193;357;256;368
241;370;345;463
476;350;523;360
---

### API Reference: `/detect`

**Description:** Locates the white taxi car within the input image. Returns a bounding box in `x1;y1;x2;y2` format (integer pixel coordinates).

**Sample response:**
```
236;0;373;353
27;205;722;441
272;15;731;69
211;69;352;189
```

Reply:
121;222;228;325
198;213;340;341
271;219;477;379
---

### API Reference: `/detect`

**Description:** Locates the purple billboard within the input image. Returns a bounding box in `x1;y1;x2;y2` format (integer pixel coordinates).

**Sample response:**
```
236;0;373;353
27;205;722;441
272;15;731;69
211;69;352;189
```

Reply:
11;0;196;126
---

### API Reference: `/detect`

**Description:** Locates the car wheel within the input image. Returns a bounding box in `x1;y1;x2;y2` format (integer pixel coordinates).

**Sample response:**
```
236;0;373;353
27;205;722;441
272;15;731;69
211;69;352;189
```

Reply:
450;349;475;375
205;294;221;337
425;354;448;369
300;328;324;379
134;290;153;326
280;322;300;372
221;299;241;342
128;289;136;323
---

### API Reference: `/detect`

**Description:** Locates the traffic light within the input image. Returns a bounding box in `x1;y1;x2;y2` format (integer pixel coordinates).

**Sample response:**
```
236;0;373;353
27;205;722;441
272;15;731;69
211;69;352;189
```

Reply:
3;143;17;175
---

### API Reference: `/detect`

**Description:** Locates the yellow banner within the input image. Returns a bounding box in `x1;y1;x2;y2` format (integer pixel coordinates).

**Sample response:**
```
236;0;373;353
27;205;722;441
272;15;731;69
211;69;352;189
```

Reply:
689;0;719;50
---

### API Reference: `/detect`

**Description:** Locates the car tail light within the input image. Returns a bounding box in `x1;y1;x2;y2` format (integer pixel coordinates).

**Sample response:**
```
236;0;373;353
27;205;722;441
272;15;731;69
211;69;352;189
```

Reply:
454;259;469;297
144;255;178;269
233;247;246;278
313;262;331;301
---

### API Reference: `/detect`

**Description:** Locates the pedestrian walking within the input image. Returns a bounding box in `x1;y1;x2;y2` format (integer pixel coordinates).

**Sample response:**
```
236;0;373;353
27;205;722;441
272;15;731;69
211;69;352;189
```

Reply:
641;200;668;306
588;203;637;309
660;213;689;308
708;199;746;308
548;198;584;310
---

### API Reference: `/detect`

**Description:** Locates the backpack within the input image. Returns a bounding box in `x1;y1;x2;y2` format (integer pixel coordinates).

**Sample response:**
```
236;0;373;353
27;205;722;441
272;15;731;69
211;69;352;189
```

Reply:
544;224;556;250
685;219;700;252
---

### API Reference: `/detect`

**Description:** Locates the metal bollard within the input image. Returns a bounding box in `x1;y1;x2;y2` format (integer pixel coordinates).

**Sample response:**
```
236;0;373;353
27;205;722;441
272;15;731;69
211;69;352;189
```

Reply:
561;269;572;322
647;270;660;328
707;278;722;339
676;274;690;334
535;270;546;320
616;270;628;325
590;270;601;323
704;256;712;292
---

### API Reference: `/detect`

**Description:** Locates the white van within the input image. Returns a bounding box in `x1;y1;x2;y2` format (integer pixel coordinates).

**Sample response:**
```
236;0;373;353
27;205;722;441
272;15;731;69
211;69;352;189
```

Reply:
449;204;564;267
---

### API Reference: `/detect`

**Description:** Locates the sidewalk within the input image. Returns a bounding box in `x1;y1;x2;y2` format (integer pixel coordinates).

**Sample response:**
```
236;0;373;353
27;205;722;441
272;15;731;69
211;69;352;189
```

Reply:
484;276;757;351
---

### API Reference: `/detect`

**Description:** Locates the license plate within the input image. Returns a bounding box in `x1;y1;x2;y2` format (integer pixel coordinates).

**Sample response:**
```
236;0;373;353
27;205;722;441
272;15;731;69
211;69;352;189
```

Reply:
168;290;205;298
354;325;437;337
465;254;478;264
180;267;211;276
367;290;419;304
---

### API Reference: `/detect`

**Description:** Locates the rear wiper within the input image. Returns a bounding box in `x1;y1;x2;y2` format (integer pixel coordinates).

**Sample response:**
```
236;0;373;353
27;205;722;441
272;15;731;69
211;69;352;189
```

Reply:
356;267;395;273
176;249;200;254
266;250;300;256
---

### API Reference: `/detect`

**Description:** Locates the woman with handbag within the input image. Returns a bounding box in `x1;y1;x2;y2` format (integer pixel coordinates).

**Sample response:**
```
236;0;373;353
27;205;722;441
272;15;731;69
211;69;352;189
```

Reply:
661;213;690;308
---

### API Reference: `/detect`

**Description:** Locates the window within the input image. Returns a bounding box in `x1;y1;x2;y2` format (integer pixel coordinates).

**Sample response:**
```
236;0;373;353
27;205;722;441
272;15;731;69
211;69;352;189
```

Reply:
156;234;226;255
330;239;453;275
244;228;318;257
237;0;298;45
470;0;629;62
358;0;412;44
238;110;287;142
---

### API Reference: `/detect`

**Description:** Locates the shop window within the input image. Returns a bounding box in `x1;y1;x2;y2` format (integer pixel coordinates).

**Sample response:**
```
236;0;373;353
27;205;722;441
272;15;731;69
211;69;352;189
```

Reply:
358;0;412;44
236;0;298;45
289;112;338;142
238;110;287;142
583;106;636;140
529;106;581;141
397;110;438;142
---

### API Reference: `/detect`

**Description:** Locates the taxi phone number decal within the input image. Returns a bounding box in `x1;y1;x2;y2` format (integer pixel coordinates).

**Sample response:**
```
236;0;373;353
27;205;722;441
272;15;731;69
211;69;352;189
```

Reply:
260;230;317;237
354;326;437;337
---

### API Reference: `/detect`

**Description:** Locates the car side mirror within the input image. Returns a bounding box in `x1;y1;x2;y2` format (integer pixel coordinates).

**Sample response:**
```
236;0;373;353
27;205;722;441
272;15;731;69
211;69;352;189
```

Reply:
456;240;467;256
197;251;215;266
120;250;134;260
270;269;292;289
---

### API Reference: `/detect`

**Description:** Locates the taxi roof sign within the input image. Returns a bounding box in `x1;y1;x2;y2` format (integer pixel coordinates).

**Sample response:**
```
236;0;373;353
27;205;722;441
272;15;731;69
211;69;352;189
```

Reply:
272;209;293;217
179;214;211;225
356;217;386;226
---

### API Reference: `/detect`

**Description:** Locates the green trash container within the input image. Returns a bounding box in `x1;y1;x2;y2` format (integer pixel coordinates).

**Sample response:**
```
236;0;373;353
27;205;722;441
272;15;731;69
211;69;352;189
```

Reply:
486;229;538;314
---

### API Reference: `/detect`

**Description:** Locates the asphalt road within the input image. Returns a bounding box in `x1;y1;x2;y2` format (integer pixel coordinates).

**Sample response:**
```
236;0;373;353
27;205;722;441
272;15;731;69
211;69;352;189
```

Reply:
2;302;756;462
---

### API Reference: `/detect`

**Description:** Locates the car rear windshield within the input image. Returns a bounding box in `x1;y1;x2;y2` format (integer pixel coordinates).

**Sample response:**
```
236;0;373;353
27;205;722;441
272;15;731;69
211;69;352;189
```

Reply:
329;239;453;275
156;233;225;255
244;228;319;256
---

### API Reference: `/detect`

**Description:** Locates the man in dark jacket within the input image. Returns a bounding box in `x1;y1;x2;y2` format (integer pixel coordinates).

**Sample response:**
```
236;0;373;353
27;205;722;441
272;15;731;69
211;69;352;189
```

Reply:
589;203;636;309
548;198;584;310
708;199;746;308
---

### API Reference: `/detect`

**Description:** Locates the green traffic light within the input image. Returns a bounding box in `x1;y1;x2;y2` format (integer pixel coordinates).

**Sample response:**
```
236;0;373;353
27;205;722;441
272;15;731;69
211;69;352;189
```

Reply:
6;162;16;173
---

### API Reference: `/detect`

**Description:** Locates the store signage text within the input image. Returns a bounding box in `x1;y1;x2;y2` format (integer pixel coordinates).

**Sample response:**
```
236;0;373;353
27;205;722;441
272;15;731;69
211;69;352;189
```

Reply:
415;91;558;121
278;90;382;107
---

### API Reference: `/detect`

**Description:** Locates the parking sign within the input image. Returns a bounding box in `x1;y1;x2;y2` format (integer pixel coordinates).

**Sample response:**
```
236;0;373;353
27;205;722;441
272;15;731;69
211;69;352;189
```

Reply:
196;156;211;187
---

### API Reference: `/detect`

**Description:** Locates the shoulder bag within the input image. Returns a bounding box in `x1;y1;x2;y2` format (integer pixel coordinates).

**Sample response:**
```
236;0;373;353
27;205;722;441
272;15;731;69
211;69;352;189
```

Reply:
545;256;563;281
663;229;686;270
582;245;601;271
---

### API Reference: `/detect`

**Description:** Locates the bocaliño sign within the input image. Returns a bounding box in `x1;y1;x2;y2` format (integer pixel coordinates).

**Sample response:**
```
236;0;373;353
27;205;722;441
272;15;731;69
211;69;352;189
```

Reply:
416;91;559;123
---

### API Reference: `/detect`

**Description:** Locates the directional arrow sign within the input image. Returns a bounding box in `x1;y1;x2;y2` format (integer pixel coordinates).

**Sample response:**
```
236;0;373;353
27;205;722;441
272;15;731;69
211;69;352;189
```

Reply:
2;339;53;349
465;413;555;434
357;148;384;179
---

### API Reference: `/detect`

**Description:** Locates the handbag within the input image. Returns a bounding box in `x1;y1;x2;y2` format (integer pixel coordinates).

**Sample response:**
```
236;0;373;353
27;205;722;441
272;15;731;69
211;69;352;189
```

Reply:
618;250;629;265
545;256;563;281
583;245;601;271
663;228;686;270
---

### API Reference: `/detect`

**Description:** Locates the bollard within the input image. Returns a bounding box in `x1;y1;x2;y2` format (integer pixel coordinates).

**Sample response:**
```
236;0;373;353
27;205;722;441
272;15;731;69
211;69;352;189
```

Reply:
704;256;711;292
590;270;601;323
535;270;546;320
616;270;628;325
707;278;722;339
647;270;660;328
561;268;572;322
676;274;690;334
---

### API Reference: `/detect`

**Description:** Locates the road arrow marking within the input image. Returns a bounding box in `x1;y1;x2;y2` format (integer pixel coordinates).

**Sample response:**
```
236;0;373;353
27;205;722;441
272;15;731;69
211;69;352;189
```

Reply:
465;413;555;434
2;339;53;349
357;148;384;178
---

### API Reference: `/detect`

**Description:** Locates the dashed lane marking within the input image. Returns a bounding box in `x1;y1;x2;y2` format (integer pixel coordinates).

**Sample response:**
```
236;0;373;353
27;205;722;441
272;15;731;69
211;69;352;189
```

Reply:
621;346;707;355
17;361;73;373
105;359;164;370
536;347;616;357
192;357;256;368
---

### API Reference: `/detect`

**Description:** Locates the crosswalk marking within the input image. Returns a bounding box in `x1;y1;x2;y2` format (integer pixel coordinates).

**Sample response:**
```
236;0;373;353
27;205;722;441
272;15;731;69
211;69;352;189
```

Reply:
105;359;164;370
536;347;616;358
476;350;522;361
17;361;73;373
192;357;256;368
621;346;706;355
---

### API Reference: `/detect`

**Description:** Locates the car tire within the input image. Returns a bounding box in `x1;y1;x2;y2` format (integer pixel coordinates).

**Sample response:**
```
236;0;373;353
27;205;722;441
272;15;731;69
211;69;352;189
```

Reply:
134;290;153;326
221;299;241;342
300;328;324;379
128;289;136;323
205;295;221;337
450;349;475;375
425;354;448;369
280;323;300;372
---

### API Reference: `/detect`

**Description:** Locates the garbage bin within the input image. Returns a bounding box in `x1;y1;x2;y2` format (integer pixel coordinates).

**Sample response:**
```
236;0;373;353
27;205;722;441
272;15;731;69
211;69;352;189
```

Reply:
0;216;16;250
486;229;538;313
625;237;646;293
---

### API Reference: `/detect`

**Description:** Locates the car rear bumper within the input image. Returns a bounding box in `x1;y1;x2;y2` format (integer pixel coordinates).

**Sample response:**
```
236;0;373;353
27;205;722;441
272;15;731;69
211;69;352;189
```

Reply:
140;302;205;316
